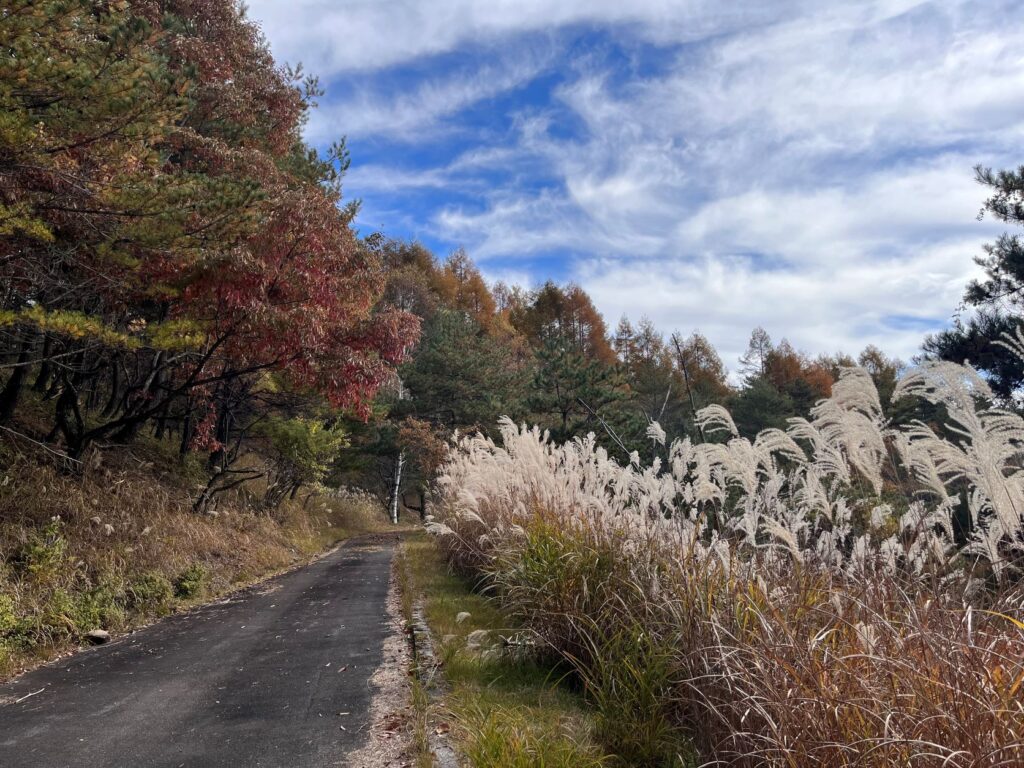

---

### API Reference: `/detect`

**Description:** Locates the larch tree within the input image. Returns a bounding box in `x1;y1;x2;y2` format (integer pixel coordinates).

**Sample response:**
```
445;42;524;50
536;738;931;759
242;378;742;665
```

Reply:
738;327;774;380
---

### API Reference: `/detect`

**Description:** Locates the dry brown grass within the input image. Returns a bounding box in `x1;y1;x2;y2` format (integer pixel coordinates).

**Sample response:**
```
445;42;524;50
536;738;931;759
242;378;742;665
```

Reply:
430;407;1024;767
435;503;1024;767
0;424;391;678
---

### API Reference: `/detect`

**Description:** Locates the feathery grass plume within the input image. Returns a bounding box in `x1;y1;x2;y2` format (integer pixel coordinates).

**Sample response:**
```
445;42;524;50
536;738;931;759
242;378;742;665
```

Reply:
430;356;1024;766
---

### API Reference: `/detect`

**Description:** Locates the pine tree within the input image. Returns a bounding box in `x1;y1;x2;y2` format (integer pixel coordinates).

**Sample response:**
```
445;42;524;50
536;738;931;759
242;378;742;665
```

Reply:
924;165;1024;401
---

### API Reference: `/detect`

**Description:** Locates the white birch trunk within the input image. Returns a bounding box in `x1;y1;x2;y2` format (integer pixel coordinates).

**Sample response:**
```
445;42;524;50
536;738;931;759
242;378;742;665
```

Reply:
389;450;405;525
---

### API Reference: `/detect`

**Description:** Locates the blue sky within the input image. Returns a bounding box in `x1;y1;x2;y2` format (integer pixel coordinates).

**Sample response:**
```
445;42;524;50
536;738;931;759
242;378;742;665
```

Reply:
245;0;1024;370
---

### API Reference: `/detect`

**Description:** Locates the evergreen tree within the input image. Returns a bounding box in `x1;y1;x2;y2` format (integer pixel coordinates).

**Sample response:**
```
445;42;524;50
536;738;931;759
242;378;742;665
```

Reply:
400;310;528;432
924;165;1024;401
729;377;795;438
529;336;627;446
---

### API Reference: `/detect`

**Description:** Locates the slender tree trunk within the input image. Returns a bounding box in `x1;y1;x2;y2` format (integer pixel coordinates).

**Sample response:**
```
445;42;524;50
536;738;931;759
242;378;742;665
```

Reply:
53;375;86;458
44;370;62;400
0;337;33;423
32;336;53;393
101;362;120;418
179;406;194;458
389;451;405;525
671;334;706;443
207;392;230;470
154;397;171;441
113;352;166;443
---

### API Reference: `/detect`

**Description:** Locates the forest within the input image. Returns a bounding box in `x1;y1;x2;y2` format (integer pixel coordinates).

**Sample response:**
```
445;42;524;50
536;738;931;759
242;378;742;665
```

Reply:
0;1;913;519
3;1;1024;767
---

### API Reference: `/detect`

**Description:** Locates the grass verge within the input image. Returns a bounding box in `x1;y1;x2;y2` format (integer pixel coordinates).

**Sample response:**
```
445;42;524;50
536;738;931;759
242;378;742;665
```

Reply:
400;530;610;768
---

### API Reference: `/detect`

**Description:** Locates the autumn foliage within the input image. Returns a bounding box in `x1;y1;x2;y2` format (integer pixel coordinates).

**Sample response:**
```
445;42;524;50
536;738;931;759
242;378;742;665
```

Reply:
0;0;417;462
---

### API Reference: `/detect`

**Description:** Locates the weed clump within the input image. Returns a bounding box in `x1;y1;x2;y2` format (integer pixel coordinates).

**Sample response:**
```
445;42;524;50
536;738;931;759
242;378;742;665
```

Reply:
460;705;609;768
13;517;67;582
127;573;174;614
173;564;207;599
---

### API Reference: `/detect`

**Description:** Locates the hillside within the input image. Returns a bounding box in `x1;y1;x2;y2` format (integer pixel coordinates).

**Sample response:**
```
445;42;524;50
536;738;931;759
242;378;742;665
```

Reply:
0;393;390;679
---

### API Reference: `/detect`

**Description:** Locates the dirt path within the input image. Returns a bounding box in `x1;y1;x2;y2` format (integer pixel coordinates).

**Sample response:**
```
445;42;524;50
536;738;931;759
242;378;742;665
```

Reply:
0;535;399;768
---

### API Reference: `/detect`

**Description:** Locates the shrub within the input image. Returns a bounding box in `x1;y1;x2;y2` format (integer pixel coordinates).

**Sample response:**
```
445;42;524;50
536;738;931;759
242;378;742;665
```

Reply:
14;517;67;582
126;573;174;614
0;594;17;635
577;624;692;767
174;564;207;599
459;705;609;768
493;520;618;659
39;584;123;639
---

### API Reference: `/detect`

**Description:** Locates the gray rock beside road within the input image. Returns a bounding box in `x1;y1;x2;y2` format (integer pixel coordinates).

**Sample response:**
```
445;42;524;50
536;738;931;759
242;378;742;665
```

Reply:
83;629;110;645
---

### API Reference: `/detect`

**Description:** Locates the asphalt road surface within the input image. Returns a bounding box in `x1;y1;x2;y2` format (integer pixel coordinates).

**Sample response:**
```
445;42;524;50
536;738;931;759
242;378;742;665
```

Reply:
0;535;398;768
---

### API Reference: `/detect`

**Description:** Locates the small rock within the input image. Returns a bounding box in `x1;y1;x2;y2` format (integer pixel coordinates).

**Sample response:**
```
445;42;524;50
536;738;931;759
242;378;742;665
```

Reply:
84;629;110;645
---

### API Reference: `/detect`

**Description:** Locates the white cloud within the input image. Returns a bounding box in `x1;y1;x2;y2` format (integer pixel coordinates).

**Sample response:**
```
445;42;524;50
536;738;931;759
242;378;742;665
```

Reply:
305;52;552;141
245;0;795;75
673;156;995;264
579;238;985;369
435;155;998;362
345;164;446;192
246;0;1024;363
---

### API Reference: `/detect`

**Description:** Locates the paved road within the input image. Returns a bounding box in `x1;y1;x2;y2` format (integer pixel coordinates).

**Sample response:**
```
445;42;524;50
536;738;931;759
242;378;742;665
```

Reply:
0;535;398;768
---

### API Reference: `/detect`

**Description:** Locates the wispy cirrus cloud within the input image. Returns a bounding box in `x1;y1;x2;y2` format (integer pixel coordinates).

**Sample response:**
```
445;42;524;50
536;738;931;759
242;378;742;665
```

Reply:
247;0;792;75
246;0;1024;365
305;49;555;142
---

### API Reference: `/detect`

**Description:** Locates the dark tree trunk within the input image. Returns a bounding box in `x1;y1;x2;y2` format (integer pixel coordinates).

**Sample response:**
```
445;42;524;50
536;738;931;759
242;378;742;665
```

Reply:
32;336;53;393
154;398;171;440
0;337;33;423
207;396;230;470
112;353;165;444
101;362;120;418
179;409;194;457
52;375;86;458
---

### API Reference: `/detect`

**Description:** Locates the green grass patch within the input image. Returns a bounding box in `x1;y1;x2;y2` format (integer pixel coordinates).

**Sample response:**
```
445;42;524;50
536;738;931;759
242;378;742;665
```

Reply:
402;532;609;768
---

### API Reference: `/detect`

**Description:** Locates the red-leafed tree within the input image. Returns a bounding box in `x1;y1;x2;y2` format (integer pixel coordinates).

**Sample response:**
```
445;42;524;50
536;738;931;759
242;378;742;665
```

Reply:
0;0;419;463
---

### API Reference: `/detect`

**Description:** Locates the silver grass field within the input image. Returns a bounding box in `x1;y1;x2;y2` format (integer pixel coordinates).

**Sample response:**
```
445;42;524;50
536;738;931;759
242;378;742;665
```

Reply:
429;336;1024;766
